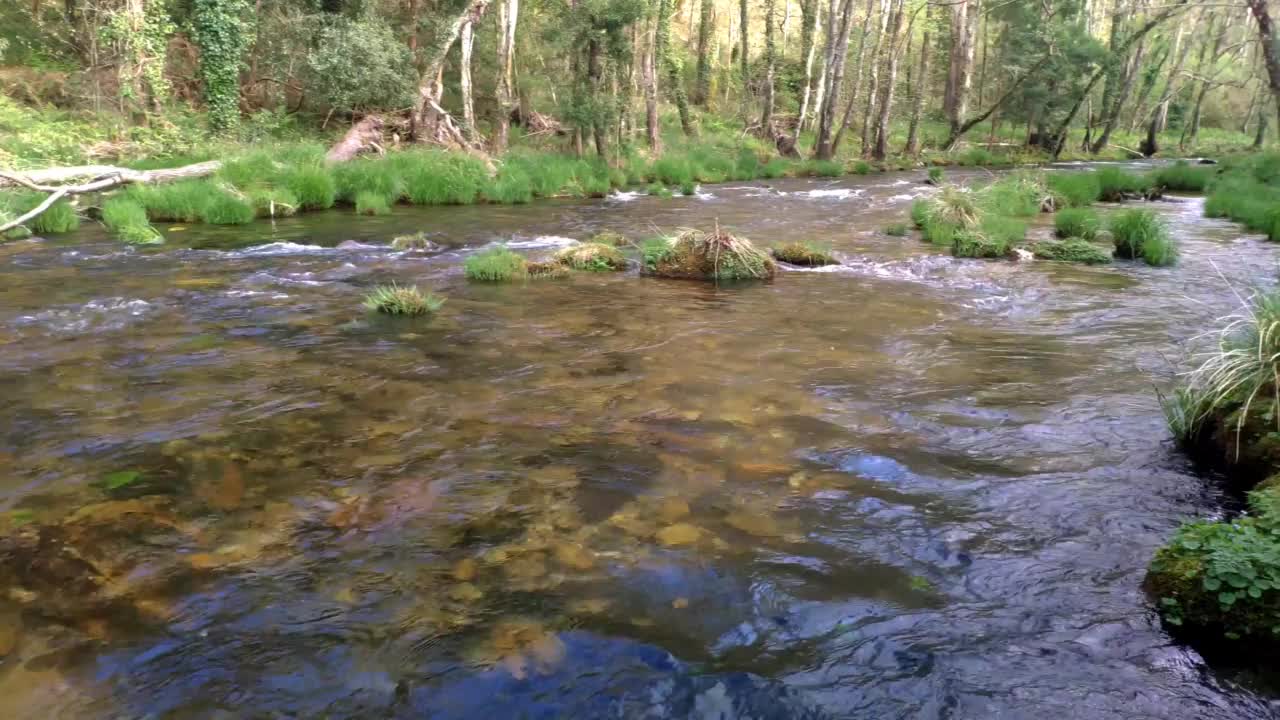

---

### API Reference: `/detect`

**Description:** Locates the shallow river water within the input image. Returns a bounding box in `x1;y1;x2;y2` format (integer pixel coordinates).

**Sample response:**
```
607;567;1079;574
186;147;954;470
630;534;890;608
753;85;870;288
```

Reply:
1;162;1278;718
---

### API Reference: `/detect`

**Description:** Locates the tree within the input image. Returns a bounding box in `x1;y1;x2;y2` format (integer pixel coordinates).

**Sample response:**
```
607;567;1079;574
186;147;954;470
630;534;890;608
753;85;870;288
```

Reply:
760;0;777;132
797;0;821;129
657;0;695;136
1248;0;1280;137
493;0;520;152
813;0;855;159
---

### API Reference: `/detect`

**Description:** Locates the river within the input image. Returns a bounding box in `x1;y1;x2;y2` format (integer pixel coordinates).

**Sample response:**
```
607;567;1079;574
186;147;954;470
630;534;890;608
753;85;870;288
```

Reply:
0;161;1276;718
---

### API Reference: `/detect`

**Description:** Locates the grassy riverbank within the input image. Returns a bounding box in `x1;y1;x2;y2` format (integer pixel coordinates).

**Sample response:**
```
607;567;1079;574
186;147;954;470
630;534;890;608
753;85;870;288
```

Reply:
0;94;1260;244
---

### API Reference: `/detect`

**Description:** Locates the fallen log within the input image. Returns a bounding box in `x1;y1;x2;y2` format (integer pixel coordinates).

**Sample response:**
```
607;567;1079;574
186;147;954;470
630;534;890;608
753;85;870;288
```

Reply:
0;160;223;233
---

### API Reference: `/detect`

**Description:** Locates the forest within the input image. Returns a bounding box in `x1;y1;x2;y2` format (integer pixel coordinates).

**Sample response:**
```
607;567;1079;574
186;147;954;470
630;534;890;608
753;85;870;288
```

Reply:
1;0;1276;175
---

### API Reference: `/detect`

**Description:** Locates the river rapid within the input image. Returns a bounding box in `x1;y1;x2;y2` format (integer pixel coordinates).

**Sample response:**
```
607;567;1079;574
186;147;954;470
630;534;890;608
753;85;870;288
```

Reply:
0;161;1277;718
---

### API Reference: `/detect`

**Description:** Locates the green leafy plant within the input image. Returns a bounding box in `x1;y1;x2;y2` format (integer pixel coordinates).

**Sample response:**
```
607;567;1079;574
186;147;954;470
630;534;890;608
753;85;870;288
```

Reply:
191;0;252;132
464;246;527;281
1054;207;1100;239
362;284;444;315
1110;208;1175;266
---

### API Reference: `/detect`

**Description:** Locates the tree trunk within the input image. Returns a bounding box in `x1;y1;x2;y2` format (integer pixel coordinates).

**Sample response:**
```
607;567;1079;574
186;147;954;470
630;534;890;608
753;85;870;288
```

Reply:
903;3;930;155
1150;16;1190;135
693;0;714;106
944;0;976;137
658;0;695;136
588;36;609;160
493;0;519;152
871;0;905;161
797;0;821;130
412;0;491;146
760;0;777;133
831;0;876;155
644;4;662;152
813;0;856;159
1180;14;1224;150
459;19;477;142
1248;0;1280;138
858;0;890;157
740;0;750;108
1091;34;1145;153
1256;111;1269;149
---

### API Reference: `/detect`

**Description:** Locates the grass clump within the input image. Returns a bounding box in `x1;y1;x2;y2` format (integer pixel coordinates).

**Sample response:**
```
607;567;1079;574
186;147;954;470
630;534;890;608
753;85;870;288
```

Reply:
851;160;872;175
334;157;402;205
484;165;534;204
951;228;1009;259
647;183;674;199
588;230;628;246
884;223;909;237
770;241;837;266
1152;161;1216;192
354;190;392;216
362;284;444;316
1110;208;1175;266
1095;167;1152;201
910;198;930;228
526;260;570;279
1054;207;1101;239
980;174;1049;217
641;236;675;271
247;187;299;218
680;180;697;196
646;227;776;281
16;193;80;234
1046;172;1102;207
400;150;486;205
130;181;208;222
761;158;791;179
199;189;256;225
1030;238;1112;264
285;166;337;210
101;197;161;244
464;246;527;281
926;167;944;185
554;242;628;271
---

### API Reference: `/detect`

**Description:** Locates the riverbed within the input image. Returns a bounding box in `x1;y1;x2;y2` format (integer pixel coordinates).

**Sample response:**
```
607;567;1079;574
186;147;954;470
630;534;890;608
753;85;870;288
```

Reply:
0;161;1277;718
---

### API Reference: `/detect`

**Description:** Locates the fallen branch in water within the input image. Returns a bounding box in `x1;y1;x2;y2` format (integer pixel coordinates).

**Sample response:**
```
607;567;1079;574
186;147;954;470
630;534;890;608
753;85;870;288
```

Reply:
0;160;223;233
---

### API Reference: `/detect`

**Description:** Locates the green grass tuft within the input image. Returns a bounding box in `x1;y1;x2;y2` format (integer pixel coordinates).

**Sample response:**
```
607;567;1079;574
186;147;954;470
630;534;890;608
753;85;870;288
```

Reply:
951;228;1009;258
484;165;534;204
927;167;944;184
1095;167;1152;201
771;241;837;266
101;197;162;244
199;190;256;225
1151;161;1216;192
401;150;486;205
464;246;527;281
247;187;299;217
851;160;872;175
1110;208;1175;266
884;222;909;237
16;192;80;234
362;283;444;315
1046;172;1102;207
1031;237;1112;264
130;181;209;222
805;159;844;177
334;157;402;204
355;190;392;216
647;183;674;199
285;167;337;210
1054;207;1101;239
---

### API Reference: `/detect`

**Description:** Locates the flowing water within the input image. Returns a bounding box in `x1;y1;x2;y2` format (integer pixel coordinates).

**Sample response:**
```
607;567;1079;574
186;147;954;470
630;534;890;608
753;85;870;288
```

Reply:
1;162;1278;718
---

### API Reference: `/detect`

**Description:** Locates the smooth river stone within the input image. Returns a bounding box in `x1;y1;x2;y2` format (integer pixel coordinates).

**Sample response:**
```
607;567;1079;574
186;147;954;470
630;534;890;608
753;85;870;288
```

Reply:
656;523;703;546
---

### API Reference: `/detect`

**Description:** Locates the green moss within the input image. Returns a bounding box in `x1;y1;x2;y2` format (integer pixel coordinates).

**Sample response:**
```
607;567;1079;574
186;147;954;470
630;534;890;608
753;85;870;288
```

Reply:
1110;208;1175;266
464;246;527;281
770;241;837;266
1030;238;1112;264
951;229;1009;259
362;283;444;315
883;223;909;237
554;242;628;271
354;190;392;216
1054;207;1100;239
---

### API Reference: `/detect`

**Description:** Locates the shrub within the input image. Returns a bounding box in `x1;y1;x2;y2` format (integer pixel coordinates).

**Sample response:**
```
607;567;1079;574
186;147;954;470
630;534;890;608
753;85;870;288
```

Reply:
927;167;944;184
1054;207;1100;239
884;223;909;237
355;190;391;216
1047;172;1102;207
304;17;415;115
285;166;337;210
464;246;527;281
1031;238;1112;264
362;284;444;316
851;160;872;175
554;242;628;271
771;241;837;266
199;190;256;225
910;198;930;227
1110;208;1175;266
1152;161;1216;192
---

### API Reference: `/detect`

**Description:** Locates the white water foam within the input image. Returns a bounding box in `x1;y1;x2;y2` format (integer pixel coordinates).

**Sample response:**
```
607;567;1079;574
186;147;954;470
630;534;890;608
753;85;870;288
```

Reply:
503;236;580;249
608;190;642;202
17;298;154;333
800;188;863;200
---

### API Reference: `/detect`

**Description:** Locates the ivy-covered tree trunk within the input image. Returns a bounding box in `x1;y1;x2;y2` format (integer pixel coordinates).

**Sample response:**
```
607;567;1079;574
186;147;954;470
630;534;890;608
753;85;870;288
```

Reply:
192;0;251;133
493;0;519;152
657;0;695;136
693;0;714;106
759;0;776;133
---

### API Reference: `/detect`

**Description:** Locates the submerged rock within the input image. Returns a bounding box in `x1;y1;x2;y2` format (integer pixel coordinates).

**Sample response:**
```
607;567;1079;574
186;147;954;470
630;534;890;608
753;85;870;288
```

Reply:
588;230;629;247
525;260;570;279
554;243;628;272
390;232;441;252
770;242;838;267
645;229;776;281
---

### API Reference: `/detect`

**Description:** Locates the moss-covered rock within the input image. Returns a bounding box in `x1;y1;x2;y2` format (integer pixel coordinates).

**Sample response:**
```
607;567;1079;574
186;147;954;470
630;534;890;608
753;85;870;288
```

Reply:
645;228;776;281
526;260;570;279
770;242;837;267
391;231;440;251
1146;483;1280;642
554;242;628;271
1029;238;1112;265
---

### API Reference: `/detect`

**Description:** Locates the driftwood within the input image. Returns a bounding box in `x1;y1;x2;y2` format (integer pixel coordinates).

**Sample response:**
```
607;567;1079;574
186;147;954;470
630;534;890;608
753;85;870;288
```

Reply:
0;161;222;233
325;115;386;163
